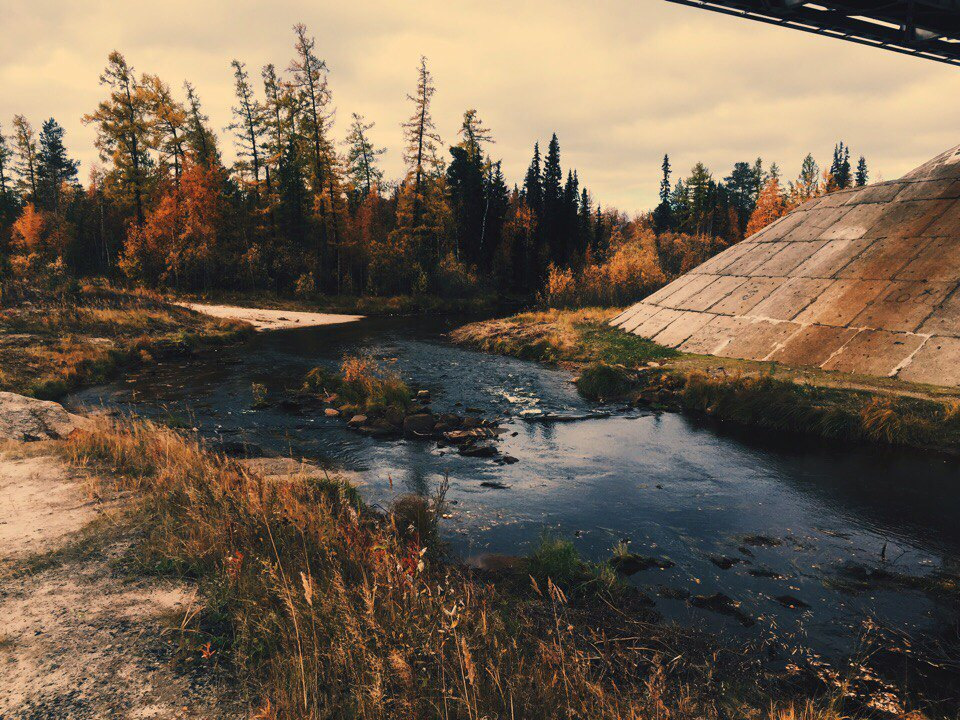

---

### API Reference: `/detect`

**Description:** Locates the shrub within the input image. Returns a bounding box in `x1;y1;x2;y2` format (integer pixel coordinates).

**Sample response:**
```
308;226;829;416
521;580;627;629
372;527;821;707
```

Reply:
576;362;635;401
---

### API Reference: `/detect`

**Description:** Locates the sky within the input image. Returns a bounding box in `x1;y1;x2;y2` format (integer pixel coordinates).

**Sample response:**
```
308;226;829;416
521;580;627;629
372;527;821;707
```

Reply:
2;0;959;213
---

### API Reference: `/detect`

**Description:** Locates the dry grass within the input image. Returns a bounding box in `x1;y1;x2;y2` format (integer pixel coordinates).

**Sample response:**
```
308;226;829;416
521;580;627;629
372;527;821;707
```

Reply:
0;282;249;399
302;354;413;419
63;418;865;719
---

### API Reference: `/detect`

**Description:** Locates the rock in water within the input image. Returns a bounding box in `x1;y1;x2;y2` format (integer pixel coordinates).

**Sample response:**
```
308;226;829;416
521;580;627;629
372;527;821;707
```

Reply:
403;413;437;438
0;392;88;442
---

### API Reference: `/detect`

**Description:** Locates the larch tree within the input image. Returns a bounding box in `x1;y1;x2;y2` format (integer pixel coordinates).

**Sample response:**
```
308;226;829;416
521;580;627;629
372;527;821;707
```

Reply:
289;23;332;197
141;74;188;186
12;115;39;204
261;63;294;196
183;81;217;165
82;52;151;225
0;121;12;201
343;113;385;200
400;56;442;232
229;59;266;197
789;153;822;206
36;118;79;212
745;176;786;236
458;109;493;161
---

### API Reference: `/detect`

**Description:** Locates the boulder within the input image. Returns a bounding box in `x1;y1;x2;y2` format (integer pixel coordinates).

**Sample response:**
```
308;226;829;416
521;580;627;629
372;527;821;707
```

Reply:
443;428;496;444
403;413;437;438
459;442;499;458
0;392;88;442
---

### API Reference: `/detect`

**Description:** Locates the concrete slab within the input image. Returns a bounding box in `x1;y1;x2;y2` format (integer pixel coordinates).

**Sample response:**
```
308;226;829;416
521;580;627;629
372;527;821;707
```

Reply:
751;211;808;242
717;319;802;361
721;243;786;275
651;311;718;347
692;241;754;275
708;277;786;315
675;275;749;311
751;241;827;277
792;238;872;278
783;206;852;242
678;315;752;355
895;236;960;283
894;179;960;201
897;336;960;386
621;303;661;333
641;274;695;306
836;235;936;280
849;280;954;333
794;279;888;327
747;277;834;321
842;182;904;205
863;198;954;239
819;202;888;240
917;289;960;337
921;197;960;237
632;308;685;338
766;324;859;367
820;329;926;376
659;274;723;310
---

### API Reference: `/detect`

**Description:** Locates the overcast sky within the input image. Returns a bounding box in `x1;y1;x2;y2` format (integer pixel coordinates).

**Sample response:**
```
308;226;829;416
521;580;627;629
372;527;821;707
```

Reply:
3;0;959;212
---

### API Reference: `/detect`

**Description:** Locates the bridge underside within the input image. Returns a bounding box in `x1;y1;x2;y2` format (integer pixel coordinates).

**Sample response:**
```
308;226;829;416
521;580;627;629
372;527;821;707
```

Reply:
665;0;960;66
611;145;960;387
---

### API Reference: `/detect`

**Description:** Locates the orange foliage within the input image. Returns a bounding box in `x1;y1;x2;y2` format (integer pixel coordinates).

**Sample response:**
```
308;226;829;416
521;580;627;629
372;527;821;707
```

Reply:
745;177;787;237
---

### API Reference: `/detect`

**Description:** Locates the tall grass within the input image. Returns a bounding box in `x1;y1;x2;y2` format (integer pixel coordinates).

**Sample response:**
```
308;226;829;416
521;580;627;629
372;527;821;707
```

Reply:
302;354;412;419
64;418;855;719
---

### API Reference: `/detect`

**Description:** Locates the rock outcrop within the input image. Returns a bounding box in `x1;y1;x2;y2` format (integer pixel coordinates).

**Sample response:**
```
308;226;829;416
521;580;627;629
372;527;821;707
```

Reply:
0;392;87;442
612;144;960;386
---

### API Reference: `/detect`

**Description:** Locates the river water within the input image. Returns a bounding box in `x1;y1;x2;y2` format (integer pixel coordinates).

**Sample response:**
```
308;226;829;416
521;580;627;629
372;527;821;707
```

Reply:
69;315;960;698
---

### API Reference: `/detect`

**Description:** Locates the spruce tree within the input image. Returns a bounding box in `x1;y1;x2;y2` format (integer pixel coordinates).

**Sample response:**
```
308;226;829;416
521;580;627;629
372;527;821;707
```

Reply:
37;117;79;212
855;156;868;187
521;142;542;212
653;153;673;233
541;133;563;265
829;142;852;190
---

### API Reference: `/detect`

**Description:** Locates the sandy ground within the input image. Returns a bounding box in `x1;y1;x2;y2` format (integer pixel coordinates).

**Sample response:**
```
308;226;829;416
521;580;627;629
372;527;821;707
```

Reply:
184;302;363;331
0;450;243;719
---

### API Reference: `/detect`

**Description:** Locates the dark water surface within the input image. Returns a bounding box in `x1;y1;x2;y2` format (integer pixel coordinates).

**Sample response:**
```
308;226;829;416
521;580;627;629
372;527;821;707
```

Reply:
70;316;960;684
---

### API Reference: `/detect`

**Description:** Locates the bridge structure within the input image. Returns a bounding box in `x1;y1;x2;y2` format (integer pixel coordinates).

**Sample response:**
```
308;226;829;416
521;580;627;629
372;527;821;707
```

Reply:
664;0;960;66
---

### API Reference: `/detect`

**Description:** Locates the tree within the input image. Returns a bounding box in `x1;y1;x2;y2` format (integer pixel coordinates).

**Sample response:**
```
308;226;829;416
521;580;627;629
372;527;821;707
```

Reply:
521;142;543;212
789;153;822;206
183;81;218;165
229;59;266;197
653;153;673;233
261;63;295;196
12;115;39;204
37;118;79;212
0;121;14;202
745;176;787;236
724;159;762;235
400;56;443;231
343;113;385;201
83;52;151;225
289;23;332;196
855;156;868;187
541;133;563;264
828;142;852;190
458;109;493;161
447;144;485;263
141;74;188;186
685;162;713;236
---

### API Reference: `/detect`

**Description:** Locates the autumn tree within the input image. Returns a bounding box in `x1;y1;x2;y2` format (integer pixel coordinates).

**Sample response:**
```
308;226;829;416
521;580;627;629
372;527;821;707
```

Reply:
141;74;188;186
83;52;151;225
12;115;39;203
183;81;218;165
400;56;443;234
745;175;787;236
789;153;822;206
36;118;79;212
261;63;294;196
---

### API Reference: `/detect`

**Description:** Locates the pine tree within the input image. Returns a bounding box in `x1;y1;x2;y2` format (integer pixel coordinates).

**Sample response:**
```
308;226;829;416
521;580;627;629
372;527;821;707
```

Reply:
685;162;713;235
343;113;385;201
521;142;543;212
11;115;38;204
723;160;761;235
36;118;79;212
541;133;563;264
82;52;152;225
653;153;673;233
229;60;266;197
855;156;868;187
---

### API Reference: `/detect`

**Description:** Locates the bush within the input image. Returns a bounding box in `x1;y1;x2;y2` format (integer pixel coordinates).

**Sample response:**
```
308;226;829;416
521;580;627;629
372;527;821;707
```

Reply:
576;362;635;401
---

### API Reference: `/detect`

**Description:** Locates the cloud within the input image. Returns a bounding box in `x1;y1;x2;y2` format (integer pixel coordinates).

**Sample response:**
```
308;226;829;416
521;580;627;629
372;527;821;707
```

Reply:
2;0;958;211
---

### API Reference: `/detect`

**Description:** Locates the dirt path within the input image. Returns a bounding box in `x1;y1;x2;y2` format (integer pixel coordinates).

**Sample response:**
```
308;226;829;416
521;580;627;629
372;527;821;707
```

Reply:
0;449;243;719
183;302;363;331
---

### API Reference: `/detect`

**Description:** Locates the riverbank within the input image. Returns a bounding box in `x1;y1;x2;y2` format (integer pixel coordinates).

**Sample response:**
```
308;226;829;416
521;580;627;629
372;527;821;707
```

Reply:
54;415;889;719
451;308;960;453
0;285;252;400
182;302;362;331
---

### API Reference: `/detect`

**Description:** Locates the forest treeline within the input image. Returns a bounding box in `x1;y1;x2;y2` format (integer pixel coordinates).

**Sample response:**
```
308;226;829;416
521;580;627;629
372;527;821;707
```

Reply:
0;24;868;306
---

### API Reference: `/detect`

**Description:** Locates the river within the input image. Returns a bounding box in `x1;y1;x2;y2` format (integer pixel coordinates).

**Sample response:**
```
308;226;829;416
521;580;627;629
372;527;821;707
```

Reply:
69;315;960;703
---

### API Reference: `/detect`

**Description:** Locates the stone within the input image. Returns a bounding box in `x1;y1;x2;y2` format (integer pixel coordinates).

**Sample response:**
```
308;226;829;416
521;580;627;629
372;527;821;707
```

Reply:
0;392;88;442
347;414;368;426
324;408;340;417
402;413;437;438
459;443;499;458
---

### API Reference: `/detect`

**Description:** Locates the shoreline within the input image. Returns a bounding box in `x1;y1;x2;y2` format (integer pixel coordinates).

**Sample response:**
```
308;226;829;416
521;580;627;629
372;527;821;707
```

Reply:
182;302;364;331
